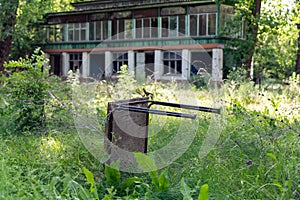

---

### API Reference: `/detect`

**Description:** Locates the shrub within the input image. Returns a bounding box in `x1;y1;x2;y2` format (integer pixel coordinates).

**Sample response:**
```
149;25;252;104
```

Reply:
1;48;51;133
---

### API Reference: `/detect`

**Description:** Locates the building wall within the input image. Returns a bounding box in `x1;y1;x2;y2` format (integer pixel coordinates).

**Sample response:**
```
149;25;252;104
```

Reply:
43;2;230;83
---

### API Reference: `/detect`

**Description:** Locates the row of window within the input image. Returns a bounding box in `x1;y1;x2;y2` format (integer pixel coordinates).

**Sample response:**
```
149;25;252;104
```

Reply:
68;51;182;75
47;14;217;42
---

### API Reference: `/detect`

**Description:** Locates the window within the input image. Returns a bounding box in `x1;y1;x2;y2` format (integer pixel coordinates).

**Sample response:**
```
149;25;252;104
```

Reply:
189;14;216;36
48;24;65;42
111;11;132;40
163;51;182;75
68;23;86;41
113;52;128;74
161;6;186;37
69;53;82;73
112;19;132;39
135;18;158;38
220;5;245;38
89;21;109;41
208;14;216;35
162;16;185;37
68;24;74;41
189;5;217;37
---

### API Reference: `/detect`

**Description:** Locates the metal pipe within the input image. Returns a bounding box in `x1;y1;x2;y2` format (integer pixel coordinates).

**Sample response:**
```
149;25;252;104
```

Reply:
121;100;221;115
116;105;197;119
148;101;221;114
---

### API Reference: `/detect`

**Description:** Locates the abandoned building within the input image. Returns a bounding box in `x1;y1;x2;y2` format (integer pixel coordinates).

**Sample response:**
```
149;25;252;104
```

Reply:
41;0;241;81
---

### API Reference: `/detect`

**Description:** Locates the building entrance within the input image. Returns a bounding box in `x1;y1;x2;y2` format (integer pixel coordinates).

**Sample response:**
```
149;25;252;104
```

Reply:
145;51;155;78
50;54;61;76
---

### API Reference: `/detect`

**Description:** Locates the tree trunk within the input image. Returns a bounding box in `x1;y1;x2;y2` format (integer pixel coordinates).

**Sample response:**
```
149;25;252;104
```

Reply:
0;1;19;74
295;24;300;74
0;36;13;74
244;0;262;79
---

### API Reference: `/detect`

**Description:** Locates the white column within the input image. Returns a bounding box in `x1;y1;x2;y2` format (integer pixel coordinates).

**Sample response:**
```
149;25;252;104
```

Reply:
128;50;135;74
82;52;89;78
62;52;69;76
182;49;190;80
105;51;113;78
212;48;223;84
154;50;163;80
136;52;146;83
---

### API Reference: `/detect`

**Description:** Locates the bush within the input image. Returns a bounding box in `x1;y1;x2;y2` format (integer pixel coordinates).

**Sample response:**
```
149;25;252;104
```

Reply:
1;48;53;133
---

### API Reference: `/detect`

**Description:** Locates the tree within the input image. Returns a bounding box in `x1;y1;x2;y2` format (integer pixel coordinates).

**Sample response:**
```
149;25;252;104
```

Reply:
224;0;298;81
254;0;297;80
0;0;19;73
233;0;262;78
0;0;83;74
295;0;300;74
11;0;77;60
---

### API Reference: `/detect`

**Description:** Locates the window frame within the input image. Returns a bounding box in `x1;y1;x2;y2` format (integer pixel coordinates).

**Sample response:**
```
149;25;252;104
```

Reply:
69;53;83;73
135;17;158;39
68;23;87;42
163;51;182;75
89;20;109;41
189;13;216;37
112;52;128;74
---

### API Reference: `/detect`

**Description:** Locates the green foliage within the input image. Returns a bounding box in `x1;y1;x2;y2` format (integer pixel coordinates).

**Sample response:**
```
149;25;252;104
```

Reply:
0;74;299;199
104;166;121;187
0;0;18;41
198;184;209;200
0;48;73;134
111;64;137;100
188;73;210;89
180;178;193;200
83;167;99;198
284;72;300;99
1;48;50;132
223;0;298;80
11;0;81;59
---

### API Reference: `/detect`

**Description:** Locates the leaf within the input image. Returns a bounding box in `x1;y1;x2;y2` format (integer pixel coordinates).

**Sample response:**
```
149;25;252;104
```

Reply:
180;178;193;200
104;165;121;186
134;152;159;188
134;152;157;173
158;170;169;192
266;153;277;160
198;184;209;200
120;177;142;191
83;167;96;193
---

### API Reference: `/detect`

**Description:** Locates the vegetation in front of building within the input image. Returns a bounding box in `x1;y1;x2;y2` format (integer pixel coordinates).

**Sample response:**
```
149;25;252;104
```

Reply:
0;51;299;199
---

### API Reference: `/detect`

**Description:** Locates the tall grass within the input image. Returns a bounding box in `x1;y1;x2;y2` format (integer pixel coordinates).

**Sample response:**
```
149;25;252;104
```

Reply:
0;64;299;199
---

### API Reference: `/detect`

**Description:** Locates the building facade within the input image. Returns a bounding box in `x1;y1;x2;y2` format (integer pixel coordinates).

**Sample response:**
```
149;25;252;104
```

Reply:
42;0;239;81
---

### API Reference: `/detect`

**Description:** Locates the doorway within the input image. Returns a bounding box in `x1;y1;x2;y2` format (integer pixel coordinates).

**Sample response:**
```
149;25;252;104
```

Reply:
145;51;155;78
50;54;62;76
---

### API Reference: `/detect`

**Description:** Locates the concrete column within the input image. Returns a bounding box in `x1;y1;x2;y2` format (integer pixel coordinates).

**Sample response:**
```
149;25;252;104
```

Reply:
182;49;190;80
128;50;135;74
136;52;146;83
105;51;113;78
62;52;69;76
154;50;163;80
212;48;223;85
82;52;89;78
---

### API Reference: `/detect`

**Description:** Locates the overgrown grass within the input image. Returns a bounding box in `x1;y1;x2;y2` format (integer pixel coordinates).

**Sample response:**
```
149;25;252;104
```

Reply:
0;61;299;199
